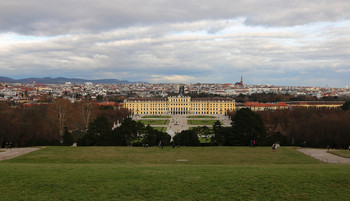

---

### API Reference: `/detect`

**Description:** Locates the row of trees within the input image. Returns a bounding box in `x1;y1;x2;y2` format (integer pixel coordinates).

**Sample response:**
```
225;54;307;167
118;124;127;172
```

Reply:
2;98;350;148
71;116;201;147
182;106;350;148
0;99;130;147
72;108;269;147
259;108;350;148
75;117;171;146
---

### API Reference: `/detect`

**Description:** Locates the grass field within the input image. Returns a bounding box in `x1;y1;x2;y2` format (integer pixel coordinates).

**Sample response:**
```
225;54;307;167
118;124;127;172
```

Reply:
187;116;216;119
328;150;350;158
152;127;167;132
142;116;171;118
187;120;222;125
1;147;350;200
138;119;169;125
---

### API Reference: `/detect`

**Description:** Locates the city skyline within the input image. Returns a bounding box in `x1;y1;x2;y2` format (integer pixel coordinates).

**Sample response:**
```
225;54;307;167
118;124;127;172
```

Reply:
1;1;350;87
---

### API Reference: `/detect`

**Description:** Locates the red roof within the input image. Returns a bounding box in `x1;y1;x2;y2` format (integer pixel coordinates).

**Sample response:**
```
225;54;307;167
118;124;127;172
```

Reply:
277;102;288;106
244;102;287;107
98;102;117;106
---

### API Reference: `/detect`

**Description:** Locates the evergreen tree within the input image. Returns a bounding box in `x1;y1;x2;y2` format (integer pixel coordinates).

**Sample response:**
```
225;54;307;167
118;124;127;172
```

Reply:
142;125;171;146
78;115;112;146
111;118;144;146
62;128;74;146
212;121;235;146
173;130;200;146
231;108;267;145
341;101;350;110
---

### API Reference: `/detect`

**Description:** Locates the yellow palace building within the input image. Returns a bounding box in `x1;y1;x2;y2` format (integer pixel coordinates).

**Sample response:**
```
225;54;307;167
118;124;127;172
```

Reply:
124;96;235;115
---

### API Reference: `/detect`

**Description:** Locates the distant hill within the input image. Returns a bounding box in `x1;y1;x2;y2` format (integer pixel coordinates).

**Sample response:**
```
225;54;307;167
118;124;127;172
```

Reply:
0;77;134;84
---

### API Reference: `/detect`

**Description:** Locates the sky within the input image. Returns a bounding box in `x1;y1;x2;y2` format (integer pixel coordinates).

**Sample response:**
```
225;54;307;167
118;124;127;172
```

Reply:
1;0;350;87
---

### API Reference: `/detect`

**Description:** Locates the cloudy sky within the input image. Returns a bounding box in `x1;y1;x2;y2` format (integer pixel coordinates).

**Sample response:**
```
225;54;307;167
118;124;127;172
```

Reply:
1;0;350;87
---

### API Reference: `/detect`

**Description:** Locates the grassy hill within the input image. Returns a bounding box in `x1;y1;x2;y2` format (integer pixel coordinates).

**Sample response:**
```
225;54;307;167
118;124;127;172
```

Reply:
1;146;349;200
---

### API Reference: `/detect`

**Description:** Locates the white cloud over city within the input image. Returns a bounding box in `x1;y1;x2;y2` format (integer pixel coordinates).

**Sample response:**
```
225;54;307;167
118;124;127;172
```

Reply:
1;0;350;87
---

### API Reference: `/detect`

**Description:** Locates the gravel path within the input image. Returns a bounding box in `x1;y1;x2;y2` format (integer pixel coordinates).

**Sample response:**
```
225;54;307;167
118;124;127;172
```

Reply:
298;148;350;164
0;147;41;161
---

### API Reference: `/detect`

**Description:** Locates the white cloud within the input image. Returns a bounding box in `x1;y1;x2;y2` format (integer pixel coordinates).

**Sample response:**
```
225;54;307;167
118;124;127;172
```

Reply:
149;75;196;83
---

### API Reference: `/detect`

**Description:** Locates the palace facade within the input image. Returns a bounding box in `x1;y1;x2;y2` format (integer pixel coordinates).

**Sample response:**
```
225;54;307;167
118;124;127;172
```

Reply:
124;96;235;115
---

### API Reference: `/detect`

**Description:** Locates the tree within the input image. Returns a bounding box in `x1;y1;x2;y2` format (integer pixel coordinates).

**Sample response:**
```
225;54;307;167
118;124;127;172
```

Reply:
78;100;98;129
142;125;171;146
49;98;73;139
99;106;131;127
78;115;112;146
231;108;267;145
212;121;235;146
212;120;225;145
341;101;350;110
173;130;200;146
111;118;144;146
0;102;18;147
193;126;211;146
62;128;74;146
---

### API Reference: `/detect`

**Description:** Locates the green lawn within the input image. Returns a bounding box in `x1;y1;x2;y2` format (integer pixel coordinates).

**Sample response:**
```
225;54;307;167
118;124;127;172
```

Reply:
187;120;222;125
199;137;212;143
142;115;171;118
328;150;350;158
138;119;169;125
187;115;216;119
1;147;350;200
152;127;167;132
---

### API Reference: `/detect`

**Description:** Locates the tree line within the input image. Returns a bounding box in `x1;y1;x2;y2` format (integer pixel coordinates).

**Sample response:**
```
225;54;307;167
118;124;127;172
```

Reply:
258;107;350;148
0;98;131;147
1;99;350;148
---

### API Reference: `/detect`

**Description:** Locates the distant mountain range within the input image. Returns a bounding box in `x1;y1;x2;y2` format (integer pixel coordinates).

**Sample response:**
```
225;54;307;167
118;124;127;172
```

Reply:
0;77;135;84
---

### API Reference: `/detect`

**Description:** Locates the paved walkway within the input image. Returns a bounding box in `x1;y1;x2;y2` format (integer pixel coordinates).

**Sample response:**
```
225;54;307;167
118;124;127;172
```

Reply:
298;148;350;164
0;148;41;161
133;114;232;134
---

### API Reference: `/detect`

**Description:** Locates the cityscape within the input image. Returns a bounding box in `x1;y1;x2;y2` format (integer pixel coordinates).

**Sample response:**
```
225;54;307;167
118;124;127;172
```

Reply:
1;76;349;105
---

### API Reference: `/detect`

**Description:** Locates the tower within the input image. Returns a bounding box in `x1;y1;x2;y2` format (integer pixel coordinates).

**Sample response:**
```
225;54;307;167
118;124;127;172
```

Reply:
240;76;243;85
179;84;185;96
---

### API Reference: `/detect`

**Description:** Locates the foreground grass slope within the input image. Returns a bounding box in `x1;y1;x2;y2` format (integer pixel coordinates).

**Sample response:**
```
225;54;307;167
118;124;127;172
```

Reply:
1;147;350;201
5;146;318;165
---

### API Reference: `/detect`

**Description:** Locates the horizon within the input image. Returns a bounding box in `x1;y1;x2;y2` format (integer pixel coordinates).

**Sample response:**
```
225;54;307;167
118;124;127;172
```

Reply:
1;1;350;88
1;76;348;89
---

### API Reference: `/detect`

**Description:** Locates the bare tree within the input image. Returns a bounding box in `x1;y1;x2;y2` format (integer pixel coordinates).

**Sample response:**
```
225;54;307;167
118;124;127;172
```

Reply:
79;100;98;129
49;98;73;138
